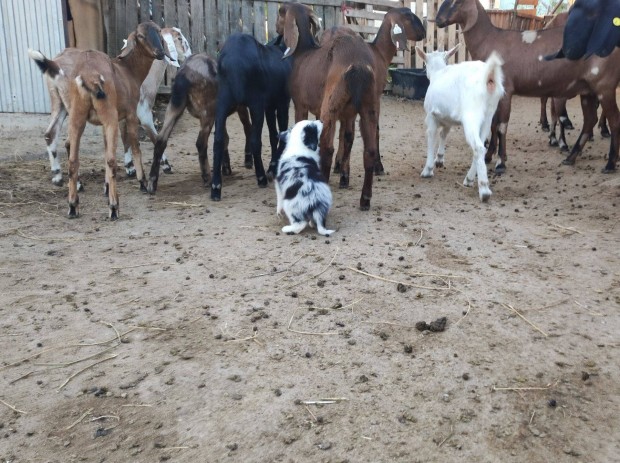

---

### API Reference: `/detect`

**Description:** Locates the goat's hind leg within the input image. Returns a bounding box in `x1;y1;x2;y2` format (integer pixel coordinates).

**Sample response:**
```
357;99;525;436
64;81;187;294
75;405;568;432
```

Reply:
563;94;598;166
45;105;68;186
421;116;439;178
66;108;89;218
196;115;214;186
338;117;355;189
464;123;492;202
123;114;147;192
435;125;450;168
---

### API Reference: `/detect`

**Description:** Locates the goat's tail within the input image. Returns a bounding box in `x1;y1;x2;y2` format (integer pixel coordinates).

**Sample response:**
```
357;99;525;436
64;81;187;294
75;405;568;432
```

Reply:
28;49;63;79
76;74;107;100
484;51;504;97
344;64;374;112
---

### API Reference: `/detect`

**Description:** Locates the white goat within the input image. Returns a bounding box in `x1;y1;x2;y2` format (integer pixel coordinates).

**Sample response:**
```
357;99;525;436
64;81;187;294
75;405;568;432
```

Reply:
415;45;505;201
126;27;192;176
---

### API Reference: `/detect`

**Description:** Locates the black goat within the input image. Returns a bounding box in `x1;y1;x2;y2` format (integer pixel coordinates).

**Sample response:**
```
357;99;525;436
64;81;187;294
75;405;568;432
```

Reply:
552;0;620;60
210;33;292;201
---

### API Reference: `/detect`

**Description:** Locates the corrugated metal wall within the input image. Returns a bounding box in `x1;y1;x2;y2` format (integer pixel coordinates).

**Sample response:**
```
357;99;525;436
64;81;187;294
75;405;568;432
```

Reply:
0;0;66;113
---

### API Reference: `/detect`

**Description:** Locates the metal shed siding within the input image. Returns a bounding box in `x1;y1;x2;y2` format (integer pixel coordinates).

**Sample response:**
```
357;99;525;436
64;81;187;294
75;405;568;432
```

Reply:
0;0;65;113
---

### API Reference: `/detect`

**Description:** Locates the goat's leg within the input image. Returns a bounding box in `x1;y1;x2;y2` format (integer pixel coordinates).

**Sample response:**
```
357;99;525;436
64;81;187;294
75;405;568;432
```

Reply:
118;120;137;178
539;97;550;132
212;111;227;200
436;125;450;168
555;99;569;152
147;99;186;194
421;115;440;178
374;123;385;175
485;113;499;164
463;122;492;202
493;95;512;174
338;117;355;189
45;104;68;186
358;110;379;211
237;106;253;169
265;108;278;176
103;122;120;219
248;104;268;188
334;123;346;174
267;101;289;180
548;99;560;147
563;94;599;166
600;96;619;173
559;102;574;130
197;115;215;186
599;107;611;138
66;108;88;219
123;114;147;192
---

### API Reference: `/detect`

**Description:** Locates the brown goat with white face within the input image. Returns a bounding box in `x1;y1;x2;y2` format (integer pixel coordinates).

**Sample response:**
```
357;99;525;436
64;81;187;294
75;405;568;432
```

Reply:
279;3;425;210
29;21;167;219
435;0;620;173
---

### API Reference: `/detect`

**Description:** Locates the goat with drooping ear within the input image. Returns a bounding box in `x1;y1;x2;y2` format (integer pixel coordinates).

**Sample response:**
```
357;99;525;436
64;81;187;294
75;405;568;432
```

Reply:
279;3;425;210
29;21;167;219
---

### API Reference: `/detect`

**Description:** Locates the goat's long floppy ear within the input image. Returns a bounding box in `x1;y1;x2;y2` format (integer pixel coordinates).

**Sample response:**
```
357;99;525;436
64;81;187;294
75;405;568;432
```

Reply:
415;46;427;62
119;32;136;58
446;43;460;59
282;12;299;59
390;22;409;51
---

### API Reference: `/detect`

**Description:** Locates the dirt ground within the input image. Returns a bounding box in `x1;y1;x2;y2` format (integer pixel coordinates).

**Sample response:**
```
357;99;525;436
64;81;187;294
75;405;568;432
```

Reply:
0;94;619;463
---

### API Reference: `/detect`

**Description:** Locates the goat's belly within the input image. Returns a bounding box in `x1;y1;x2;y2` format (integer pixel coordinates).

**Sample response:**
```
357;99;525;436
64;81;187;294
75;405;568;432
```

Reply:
431;111;461;126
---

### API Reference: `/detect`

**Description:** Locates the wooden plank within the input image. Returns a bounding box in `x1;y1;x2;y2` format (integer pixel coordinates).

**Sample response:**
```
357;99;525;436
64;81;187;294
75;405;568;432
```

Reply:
152;0;164;26
177;0;190;37
426;0;435;53
324;5;337;29
344;0;403;8
346;24;379;35
254;1;267;42
116;0;127;52
216;0;229;48
126;0;139;33
164;0;178;35
344;9;386;21
242;0;253;35
230;0;241;32
190;0;206;52
266;1;278;41
140;0;150;21
447;23;457;63
314;4;325;32
205;0;218;55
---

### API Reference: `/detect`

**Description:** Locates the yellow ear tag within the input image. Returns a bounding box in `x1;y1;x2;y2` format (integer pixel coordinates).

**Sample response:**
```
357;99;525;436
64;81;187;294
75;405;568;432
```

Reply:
614;17;620;26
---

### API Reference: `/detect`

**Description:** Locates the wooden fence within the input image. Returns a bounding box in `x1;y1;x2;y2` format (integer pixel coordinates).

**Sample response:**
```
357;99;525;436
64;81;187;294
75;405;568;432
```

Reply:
104;0;468;71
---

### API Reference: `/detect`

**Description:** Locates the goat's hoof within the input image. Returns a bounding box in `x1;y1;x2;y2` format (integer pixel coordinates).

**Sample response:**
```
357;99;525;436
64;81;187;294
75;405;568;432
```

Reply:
561;157;576;166
601;129;611;139
484;155;493;165
244;155;253;169
494;163;506;175
549;139;559;147
562;121;574;130
257;176;268;188
52;177;63;187
435;161;444;168
333;162;341;174
211;186;221;201
162;161;173;174
339;176;349;189
541;124;550;132
480;191;492;202
602;164;616;174
109;207;119;221
359;197;371;211
147;179;158;195
560;145;569;153
139;180;148;193
68;204;79;219
420;170;434;178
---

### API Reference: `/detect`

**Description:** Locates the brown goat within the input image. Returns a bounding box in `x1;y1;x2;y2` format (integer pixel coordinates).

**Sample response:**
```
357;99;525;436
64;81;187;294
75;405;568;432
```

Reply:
29;21;167;218
279;3;425;210
146;53;252;194
436;0;620;173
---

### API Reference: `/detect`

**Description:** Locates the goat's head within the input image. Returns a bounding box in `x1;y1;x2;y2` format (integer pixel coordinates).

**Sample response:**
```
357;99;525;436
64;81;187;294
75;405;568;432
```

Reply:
119;21;166;61
161;27;192;68
384;8;426;51
435;0;478;32
278;2;321;58
415;44;460;75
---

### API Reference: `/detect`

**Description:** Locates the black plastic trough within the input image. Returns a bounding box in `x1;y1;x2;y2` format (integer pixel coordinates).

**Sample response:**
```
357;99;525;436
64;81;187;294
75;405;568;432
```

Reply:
389;68;429;100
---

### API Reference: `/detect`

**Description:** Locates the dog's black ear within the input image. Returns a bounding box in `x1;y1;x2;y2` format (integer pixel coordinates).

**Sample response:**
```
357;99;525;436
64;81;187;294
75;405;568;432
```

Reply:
276;129;290;157
302;123;319;151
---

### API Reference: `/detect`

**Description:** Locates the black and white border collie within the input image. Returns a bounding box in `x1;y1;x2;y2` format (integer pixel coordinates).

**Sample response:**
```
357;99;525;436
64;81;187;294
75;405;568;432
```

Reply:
275;120;335;236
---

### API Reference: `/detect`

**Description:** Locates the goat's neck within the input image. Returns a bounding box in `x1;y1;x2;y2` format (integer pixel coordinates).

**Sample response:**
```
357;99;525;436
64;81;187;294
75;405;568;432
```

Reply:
115;47;156;84
461;0;499;61
371;21;397;66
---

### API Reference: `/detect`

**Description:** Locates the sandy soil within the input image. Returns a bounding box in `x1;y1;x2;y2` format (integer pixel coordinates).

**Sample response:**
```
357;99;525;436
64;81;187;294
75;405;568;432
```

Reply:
0;94;619;463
